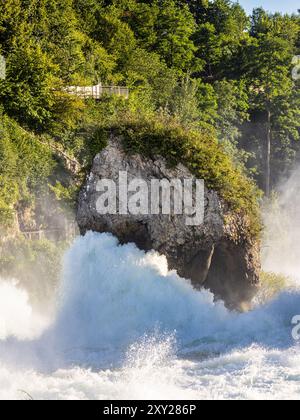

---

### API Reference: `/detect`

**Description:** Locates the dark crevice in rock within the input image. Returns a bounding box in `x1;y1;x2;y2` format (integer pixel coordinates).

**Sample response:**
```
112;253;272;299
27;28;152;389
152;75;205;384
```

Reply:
205;241;257;310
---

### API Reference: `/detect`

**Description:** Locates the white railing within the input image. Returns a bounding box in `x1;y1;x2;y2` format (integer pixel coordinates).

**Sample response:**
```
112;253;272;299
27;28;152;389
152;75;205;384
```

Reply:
21;223;78;242
66;83;129;99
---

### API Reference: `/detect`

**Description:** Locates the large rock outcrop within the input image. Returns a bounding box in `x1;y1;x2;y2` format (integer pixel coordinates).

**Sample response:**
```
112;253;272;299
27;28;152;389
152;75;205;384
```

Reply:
77;138;260;310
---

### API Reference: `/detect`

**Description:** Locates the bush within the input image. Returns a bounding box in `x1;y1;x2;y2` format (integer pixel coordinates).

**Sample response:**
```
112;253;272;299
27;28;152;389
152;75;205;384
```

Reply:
255;271;290;304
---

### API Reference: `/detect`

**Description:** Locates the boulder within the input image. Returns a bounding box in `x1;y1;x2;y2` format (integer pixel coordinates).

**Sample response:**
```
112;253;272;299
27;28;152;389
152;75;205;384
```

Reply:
77;138;260;310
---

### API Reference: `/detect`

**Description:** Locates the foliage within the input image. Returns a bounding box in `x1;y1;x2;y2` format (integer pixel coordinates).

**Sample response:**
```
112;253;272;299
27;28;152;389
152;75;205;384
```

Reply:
256;271;291;303
0;112;54;225
240;12;300;191
0;0;299;236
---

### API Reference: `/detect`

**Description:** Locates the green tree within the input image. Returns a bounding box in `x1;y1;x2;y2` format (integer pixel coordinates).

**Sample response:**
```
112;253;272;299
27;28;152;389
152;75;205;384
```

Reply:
153;0;198;73
168;76;201;127
0;35;59;129
193;0;250;80
86;4;137;72
243;31;300;194
214;79;249;145
124;1;159;49
123;48;177;110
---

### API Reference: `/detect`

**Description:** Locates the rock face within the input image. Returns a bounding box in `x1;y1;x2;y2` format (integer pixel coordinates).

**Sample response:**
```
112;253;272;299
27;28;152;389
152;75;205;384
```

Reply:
77;138;260;310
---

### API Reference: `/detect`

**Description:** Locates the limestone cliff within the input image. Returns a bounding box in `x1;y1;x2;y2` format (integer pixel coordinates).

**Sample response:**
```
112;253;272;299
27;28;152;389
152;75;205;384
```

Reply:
77;138;260;310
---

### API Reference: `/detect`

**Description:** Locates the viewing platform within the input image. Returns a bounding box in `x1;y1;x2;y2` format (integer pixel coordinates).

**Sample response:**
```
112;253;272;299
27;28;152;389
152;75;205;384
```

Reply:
66;83;129;100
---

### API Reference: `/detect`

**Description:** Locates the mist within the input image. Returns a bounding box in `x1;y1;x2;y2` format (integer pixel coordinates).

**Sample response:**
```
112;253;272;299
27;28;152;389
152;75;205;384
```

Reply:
262;166;300;283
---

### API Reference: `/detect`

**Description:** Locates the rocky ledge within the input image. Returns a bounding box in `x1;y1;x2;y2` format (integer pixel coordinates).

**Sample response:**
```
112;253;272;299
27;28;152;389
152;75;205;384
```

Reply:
77;138;260;310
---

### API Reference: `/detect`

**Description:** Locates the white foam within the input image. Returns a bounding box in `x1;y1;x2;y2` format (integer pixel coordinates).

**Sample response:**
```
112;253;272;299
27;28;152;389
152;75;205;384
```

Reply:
0;280;50;341
0;232;299;400
0;340;299;400
48;233;299;354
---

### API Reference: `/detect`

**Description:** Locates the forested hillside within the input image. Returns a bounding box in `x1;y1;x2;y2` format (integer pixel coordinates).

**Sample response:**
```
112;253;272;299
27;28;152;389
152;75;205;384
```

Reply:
0;0;299;233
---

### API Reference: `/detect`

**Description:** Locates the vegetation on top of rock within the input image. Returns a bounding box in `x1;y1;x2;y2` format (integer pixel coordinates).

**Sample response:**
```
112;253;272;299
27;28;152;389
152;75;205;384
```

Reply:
106;115;262;238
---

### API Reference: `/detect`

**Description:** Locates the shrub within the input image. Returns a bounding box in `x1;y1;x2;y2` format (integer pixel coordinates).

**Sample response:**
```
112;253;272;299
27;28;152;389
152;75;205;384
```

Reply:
255;271;290;304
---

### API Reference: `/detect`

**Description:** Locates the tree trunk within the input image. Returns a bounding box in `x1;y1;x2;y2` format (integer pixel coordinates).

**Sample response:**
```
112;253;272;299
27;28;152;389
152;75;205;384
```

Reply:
266;109;272;197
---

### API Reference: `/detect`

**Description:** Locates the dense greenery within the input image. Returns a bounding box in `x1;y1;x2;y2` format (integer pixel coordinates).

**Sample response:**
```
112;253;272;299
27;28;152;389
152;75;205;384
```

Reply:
0;111;54;226
0;1;299;238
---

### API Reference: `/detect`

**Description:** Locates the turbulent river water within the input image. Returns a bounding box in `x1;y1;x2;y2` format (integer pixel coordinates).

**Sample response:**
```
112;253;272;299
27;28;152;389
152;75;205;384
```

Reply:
1;170;300;400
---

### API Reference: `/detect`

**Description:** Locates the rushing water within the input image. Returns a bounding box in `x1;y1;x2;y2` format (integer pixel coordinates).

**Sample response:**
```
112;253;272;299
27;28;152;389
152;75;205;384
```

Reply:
1;170;300;400
0;231;299;400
